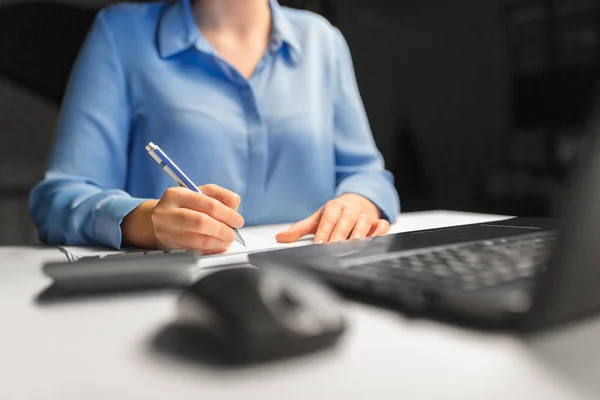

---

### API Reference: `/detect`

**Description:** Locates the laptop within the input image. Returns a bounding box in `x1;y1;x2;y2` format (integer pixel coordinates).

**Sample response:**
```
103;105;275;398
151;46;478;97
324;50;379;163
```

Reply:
249;92;600;331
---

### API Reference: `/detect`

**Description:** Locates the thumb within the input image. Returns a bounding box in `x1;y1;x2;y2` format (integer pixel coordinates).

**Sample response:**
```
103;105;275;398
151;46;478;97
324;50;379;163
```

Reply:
276;211;320;243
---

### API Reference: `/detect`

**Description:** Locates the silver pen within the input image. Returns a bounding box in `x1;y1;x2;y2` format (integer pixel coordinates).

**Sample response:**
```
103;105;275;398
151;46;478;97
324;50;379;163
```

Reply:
145;142;246;247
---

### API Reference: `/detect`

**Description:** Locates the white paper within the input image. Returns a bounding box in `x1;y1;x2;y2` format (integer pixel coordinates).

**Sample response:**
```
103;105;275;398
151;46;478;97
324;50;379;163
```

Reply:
225;231;311;254
190;230;314;270
57;227;313;266
55;211;511;266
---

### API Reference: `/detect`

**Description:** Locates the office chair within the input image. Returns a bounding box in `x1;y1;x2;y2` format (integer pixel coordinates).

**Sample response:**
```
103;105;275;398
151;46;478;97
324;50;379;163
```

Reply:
0;2;97;244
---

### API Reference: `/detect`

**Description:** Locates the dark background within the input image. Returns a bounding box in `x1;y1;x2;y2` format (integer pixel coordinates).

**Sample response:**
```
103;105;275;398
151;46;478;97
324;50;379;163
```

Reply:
1;0;599;245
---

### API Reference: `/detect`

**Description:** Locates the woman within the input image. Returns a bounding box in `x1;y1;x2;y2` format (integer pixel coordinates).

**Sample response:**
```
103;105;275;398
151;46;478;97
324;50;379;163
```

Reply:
29;0;400;254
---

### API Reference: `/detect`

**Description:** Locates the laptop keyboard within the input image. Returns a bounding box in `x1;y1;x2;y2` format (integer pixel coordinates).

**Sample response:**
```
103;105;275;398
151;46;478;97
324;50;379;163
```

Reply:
345;233;557;291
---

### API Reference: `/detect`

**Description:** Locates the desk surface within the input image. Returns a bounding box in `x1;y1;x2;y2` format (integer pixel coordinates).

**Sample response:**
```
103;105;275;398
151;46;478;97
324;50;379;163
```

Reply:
1;210;599;400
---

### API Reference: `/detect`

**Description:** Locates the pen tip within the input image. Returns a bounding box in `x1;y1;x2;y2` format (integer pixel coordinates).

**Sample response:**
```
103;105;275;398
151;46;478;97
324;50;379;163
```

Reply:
235;230;246;247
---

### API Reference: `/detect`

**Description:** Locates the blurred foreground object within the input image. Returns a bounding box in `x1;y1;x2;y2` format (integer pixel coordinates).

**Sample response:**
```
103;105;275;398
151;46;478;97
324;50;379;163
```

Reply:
176;265;346;364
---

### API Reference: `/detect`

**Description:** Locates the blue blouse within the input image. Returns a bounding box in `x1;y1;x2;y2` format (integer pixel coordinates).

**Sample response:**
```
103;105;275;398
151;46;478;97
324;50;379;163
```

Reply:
29;0;400;249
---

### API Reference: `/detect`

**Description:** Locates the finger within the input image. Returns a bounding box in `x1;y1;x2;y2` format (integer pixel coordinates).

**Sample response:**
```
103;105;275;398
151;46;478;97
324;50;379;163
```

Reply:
165;208;237;243
329;209;359;242
199;184;242;211
174;190;244;228
350;213;371;240
201;246;230;255
194;196;244;228
212;240;234;254
369;219;391;237
276;210;321;243
195;239;235;255
157;230;231;254
313;203;343;244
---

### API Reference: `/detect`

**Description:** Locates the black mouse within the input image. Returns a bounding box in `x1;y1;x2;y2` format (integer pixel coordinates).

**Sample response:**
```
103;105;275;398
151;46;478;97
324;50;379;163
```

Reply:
176;265;346;363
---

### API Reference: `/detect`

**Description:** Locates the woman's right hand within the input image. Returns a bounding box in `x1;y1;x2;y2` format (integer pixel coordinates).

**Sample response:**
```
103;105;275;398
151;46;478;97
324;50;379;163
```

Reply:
121;184;244;254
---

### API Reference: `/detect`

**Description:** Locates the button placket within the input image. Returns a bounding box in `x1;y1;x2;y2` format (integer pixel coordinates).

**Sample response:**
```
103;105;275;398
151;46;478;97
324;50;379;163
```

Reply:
239;83;268;223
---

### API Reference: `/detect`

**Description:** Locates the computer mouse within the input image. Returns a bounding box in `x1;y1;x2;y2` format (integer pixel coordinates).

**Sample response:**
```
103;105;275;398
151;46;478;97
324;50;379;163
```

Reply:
176;265;346;363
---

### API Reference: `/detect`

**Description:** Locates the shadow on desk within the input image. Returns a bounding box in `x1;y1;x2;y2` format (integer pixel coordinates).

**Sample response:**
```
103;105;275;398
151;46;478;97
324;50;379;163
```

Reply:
151;323;249;369
34;283;174;305
149;322;342;370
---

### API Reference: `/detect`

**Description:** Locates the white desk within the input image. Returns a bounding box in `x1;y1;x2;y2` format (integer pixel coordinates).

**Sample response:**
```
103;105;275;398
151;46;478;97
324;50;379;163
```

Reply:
1;210;599;400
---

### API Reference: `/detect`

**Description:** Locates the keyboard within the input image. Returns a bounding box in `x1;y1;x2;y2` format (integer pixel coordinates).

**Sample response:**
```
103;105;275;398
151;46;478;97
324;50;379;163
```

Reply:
75;249;190;261
44;250;200;290
44;249;252;292
343;233;557;291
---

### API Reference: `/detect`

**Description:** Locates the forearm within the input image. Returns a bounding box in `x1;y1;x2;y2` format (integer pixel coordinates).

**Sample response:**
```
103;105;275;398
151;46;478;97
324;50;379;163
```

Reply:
29;176;146;248
121;199;159;249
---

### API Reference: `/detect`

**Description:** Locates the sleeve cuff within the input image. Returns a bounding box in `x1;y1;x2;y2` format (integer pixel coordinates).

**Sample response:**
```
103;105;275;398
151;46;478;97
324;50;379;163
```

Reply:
93;194;147;249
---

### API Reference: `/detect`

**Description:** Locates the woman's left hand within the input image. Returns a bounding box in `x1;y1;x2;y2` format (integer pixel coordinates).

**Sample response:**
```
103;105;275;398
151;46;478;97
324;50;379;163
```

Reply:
276;193;390;244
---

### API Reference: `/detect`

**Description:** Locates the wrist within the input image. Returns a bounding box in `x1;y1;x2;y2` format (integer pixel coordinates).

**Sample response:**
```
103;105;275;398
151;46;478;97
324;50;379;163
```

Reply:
121;199;159;249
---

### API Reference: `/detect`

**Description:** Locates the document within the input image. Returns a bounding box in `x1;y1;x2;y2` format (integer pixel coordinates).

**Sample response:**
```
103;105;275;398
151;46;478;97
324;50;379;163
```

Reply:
56;211;509;264
226;231;310;254
56;226;313;266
